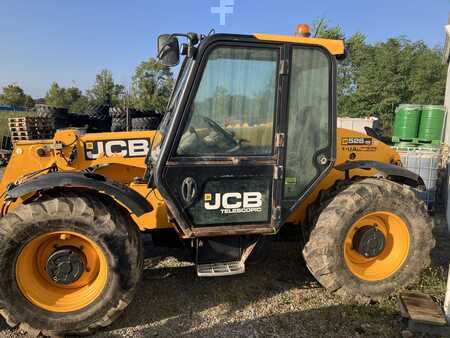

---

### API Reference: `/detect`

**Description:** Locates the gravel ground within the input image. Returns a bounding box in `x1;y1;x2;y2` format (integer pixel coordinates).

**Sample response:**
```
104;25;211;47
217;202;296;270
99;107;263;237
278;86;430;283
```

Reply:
0;170;447;337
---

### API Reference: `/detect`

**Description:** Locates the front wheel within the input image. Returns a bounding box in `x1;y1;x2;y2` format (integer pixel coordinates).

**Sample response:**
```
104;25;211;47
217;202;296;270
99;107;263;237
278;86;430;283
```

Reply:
303;178;434;298
0;194;143;336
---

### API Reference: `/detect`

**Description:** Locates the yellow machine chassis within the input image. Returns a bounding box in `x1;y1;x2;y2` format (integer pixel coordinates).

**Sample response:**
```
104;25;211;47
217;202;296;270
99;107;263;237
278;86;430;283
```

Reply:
0;128;401;232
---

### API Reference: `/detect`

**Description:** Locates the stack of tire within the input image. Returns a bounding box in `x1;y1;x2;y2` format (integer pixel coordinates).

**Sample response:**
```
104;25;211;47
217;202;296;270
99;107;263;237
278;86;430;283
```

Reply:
35;106;69;129
109;108;163;132
34;105;162;134
131;110;163;131
84;104;111;132
109;107;129;132
65;113;91;130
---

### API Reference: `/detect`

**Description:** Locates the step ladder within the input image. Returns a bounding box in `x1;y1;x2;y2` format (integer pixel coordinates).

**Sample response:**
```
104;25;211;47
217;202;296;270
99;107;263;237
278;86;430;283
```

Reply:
197;261;245;277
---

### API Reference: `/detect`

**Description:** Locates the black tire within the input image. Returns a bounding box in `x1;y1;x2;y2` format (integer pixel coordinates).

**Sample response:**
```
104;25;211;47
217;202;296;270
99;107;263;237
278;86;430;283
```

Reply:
131;116;161;131
85;104;109;120
0;194;143;336
302;177;434;298
111;118;127;132
109;107;136;119
109;107;125;118
34;106;68;130
85;105;111;132
133;109;160;118
88;117;112;132
66;113;90;128
35;106;68;119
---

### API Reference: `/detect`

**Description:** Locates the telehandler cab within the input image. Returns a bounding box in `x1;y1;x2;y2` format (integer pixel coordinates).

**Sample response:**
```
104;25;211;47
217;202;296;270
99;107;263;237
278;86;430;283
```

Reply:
0;27;433;336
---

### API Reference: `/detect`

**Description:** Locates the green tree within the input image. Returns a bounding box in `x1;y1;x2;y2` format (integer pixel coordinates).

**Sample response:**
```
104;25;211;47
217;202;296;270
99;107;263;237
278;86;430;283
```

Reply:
45;82;67;107
131;58;173;111
408;44;447;104
87;69;124;106
313;19;344;40
23;95;35;109
0;84;28;107
45;83;83;108
65;87;82;106
69;96;89;113
314;20;447;135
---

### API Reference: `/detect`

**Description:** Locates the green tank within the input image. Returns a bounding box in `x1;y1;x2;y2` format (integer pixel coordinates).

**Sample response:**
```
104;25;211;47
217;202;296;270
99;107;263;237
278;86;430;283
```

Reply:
418;105;445;142
393;104;421;141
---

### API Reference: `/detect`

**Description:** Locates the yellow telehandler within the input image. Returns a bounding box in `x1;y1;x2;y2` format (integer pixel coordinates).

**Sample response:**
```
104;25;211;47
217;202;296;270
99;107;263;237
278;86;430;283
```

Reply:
0;27;433;336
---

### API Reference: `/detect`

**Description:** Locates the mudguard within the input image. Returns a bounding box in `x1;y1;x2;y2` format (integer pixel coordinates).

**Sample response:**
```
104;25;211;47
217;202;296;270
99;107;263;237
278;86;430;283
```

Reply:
5;172;152;216
334;160;424;188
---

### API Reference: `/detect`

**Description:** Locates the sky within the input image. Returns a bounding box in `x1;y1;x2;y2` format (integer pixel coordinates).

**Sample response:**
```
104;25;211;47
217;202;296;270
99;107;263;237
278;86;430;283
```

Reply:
0;0;449;98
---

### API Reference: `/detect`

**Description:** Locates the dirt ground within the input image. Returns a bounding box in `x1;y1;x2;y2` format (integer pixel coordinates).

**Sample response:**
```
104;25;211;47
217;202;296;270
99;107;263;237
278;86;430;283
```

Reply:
0;210;447;338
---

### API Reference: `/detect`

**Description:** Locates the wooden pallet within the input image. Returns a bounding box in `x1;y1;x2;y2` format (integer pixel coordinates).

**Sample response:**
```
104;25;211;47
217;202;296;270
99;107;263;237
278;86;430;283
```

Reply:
8;119;53;127
8;116;53;123
399;292;450;335
391;135;441;145
8;121;53;128
9;126;54;132
11;135;52;142
10;130;53;137
392;136;415;143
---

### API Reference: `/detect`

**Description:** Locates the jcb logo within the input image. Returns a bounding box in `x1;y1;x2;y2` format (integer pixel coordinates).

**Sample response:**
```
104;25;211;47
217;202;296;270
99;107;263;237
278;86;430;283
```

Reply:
85;138;150;160
204;192;263;214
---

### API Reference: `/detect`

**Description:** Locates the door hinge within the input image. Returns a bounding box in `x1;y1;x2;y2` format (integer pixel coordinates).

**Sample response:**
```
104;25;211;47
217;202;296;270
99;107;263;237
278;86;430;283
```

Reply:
275;133;285;148
274;165;284;180
279;60;289;75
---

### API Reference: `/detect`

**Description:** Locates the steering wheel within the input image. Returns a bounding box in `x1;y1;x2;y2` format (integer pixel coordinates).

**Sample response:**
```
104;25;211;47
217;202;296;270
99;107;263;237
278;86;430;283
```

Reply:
201;116;238;149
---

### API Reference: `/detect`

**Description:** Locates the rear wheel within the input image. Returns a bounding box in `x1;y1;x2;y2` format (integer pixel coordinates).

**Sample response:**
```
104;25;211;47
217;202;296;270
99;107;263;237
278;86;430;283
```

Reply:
0;194;143;336
303;178;434;298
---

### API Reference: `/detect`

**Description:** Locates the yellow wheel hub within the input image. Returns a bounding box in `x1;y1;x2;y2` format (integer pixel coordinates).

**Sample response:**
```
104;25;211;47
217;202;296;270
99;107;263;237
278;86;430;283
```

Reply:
344;211;410;281
16;231;108;312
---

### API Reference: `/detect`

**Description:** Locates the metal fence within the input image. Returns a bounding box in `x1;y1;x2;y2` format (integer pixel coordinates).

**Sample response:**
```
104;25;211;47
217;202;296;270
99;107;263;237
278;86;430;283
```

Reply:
0;104;26;112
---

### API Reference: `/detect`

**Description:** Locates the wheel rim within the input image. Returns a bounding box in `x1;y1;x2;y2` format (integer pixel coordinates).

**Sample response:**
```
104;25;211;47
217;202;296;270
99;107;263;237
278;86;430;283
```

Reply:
16;231;108;312
343;211;410;281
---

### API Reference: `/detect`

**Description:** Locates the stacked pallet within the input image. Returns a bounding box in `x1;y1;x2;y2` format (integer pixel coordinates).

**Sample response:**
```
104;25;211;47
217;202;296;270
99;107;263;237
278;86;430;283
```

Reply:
8;117;55;142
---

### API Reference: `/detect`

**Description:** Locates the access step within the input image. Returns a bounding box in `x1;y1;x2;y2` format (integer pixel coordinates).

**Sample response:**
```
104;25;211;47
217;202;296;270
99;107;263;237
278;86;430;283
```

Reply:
197;261;245;277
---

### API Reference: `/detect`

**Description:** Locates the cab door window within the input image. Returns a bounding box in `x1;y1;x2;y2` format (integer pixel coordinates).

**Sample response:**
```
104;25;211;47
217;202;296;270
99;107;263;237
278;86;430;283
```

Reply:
176;46;279;156
284;47;331;202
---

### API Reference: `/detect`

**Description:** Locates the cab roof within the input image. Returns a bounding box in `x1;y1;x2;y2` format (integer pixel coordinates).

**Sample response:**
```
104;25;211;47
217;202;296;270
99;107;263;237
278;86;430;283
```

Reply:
254;33;345;56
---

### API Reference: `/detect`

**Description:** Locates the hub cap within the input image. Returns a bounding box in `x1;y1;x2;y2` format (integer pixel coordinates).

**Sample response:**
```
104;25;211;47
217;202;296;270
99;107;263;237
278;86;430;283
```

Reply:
352;226;385;258
16;231;108;312
344;211;410;281
46;247;85;285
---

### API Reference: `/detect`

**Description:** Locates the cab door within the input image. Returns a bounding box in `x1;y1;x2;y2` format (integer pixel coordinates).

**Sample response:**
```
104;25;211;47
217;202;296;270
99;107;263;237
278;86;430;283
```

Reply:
281;45;336;217
155;38;285;236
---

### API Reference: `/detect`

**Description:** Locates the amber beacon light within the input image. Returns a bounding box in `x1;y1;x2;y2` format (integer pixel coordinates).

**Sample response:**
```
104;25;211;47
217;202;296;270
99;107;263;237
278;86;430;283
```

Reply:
295;24;311;37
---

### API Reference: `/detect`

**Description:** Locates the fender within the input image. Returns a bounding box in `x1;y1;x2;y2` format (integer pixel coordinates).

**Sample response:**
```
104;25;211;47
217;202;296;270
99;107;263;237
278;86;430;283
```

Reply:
334;160;424;188
5;172;152;216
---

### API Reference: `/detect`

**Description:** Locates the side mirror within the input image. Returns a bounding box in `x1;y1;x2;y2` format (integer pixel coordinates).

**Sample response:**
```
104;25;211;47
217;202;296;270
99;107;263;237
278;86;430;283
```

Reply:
157;34;180;67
